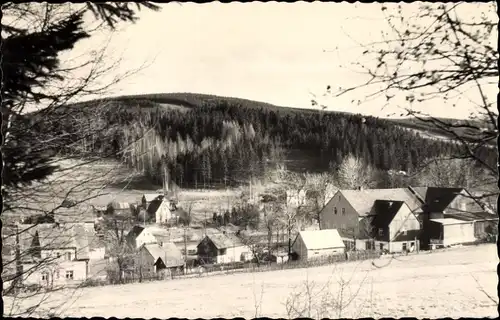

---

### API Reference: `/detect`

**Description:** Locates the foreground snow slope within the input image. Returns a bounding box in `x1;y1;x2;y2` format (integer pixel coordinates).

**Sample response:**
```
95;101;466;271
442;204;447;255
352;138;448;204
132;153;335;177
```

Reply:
6;244;498;318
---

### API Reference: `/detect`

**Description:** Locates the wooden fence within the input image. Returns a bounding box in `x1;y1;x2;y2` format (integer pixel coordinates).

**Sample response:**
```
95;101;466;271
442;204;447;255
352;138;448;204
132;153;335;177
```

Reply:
83;250;382;287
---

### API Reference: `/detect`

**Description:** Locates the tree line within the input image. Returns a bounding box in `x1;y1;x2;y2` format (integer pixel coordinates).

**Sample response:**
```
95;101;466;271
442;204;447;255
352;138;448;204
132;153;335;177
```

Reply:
39;97;496;188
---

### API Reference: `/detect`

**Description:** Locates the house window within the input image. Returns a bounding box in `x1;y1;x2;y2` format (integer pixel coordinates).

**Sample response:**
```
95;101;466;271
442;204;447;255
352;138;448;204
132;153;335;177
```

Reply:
341;208;346;215
65;270;74;280
402;243;407;252
41;272;49;281
379;243;384;251
66;252;72;261
402;229;407;236
378;228;383;236
334;207;338;215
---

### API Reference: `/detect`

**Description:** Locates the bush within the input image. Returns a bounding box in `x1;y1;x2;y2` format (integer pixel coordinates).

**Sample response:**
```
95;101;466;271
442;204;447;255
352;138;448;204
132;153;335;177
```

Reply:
81;278;108;287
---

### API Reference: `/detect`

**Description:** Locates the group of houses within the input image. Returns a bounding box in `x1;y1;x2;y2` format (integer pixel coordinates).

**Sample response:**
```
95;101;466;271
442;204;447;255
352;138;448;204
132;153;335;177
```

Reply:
318;186;498;252
5;185;497;290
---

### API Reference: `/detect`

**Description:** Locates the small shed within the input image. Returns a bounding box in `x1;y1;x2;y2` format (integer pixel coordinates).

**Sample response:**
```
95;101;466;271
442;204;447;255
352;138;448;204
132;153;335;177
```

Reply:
292;229;345;261
429;218;476;247
138;243;184;274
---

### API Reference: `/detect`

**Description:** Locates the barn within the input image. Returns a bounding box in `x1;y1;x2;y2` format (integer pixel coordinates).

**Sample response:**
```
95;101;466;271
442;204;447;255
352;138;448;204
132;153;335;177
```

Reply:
292;229;345;261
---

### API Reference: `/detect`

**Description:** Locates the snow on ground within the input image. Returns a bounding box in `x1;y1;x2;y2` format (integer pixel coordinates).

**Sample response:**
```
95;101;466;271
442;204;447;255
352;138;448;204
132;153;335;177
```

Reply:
6;244;498;318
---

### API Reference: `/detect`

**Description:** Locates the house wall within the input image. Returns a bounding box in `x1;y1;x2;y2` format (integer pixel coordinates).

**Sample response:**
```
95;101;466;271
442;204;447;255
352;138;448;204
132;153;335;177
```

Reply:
319;192;360;237
23;260;88;287
40;248;81;262
442;223;476;246
216;245;253;264
155;201;172;224
197;238;218;264
388;240;419;253
89;247;106;260
388;205;421;241
137;247;156;274
136;230;158;249
446;190;484;214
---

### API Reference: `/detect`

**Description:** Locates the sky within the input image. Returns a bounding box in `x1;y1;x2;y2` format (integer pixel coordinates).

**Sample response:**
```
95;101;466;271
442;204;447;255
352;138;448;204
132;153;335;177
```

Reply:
63;2;497;119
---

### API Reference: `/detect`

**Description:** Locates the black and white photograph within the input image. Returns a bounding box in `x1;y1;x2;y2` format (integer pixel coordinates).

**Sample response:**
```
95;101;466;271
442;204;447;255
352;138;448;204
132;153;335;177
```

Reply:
2;1;498;318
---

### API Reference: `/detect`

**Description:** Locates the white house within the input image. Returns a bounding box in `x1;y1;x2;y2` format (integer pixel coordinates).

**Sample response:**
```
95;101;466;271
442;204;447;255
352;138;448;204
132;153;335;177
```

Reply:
146;198;172;224
197;233;253;264
19;223;92;288
292;229;345;261
126;226;158;249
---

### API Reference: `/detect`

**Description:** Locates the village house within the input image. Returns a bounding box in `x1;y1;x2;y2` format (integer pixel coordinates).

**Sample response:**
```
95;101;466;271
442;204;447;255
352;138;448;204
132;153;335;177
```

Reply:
359;200;421;253
137;242;184;276
106;201;133;216
409;186;498;248
320;186;497;251
197;232;253;264
320;188;423;240
126;226;158;249
291;229;345;261
19;223;95;288
146;196;173;224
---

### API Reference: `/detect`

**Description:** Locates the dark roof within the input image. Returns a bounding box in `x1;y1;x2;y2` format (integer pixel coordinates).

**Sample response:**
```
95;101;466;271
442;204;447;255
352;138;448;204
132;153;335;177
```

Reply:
147;198;164;215
411;187;464;212
127;225;145;240
370;200;405;230
203;233;244;249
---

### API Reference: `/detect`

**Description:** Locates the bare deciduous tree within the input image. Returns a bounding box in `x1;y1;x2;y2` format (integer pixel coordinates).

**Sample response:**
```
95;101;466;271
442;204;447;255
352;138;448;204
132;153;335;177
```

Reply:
337;154;376;190
2;2;159;317
324;3;497;203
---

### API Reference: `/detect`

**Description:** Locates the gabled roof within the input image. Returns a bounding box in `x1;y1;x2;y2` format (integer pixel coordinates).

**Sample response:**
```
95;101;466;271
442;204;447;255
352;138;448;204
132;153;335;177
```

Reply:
410;187;465;212
339;188;422;216
143;193;163;203
127;225;145;239
296;229;345;250
203;233;244;249
142;243;184;268
18;223;92;261
108;201;131;210
370;200;407;230
147;198;169;215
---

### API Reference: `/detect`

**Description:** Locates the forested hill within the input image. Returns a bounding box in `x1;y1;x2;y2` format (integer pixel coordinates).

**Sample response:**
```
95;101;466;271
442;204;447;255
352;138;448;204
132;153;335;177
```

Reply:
35;92;495;188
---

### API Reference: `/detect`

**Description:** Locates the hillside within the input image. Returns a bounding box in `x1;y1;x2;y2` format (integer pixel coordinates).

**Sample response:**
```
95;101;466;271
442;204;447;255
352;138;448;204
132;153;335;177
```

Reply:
30;92;495;189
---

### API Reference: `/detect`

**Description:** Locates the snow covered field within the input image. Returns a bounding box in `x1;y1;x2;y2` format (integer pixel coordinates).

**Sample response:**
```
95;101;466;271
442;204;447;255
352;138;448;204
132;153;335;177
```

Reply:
6;244;498;318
